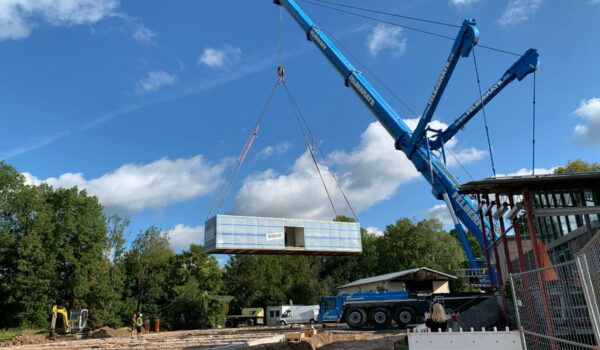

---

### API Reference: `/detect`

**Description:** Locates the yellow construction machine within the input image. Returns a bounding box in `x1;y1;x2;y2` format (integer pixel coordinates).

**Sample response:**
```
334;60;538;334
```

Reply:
49;305;88;337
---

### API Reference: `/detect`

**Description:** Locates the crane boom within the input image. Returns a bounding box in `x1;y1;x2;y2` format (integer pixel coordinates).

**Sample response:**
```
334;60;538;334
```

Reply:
275;0;538;278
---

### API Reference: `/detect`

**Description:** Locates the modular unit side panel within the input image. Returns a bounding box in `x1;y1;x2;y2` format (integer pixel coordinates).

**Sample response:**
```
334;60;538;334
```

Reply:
213;215;286;251
304;220;362;253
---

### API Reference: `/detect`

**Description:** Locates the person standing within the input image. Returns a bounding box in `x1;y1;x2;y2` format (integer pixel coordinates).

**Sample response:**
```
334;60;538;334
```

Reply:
179;313;186;330
136;313;144;339
425;303;448;332
130;313;137;338
144;317;150;331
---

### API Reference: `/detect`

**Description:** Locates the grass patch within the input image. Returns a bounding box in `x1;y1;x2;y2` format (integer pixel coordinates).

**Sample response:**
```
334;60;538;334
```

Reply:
0;328;49;342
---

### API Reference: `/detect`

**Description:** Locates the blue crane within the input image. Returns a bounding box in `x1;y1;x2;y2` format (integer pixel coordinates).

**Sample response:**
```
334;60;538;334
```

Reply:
274;0;539;279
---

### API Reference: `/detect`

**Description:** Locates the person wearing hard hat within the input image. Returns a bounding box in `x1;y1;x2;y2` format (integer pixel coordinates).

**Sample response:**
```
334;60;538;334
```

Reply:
136;313;144;339
130;313;137;338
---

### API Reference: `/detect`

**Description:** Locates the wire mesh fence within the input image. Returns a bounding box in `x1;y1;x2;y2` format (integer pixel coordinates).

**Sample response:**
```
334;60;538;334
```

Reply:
510;253;600;349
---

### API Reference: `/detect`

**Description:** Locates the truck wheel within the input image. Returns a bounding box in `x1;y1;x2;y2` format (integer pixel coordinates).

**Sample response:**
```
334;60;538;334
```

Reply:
309;319;315;324
279;320;286;326
369;307;391;329
225;320;233;328
345;308;367;329
393;307;415;329
245;319;254;327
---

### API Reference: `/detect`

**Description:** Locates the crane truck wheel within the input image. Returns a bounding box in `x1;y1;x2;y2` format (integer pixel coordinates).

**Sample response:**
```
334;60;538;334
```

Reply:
393;307;415;329
369;307;391;329
345;308;367;328
245;319;254;327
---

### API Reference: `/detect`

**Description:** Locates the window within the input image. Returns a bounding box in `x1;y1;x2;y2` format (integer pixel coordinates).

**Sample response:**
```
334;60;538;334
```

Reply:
323;298;336;310
282;310;291;318
269;311;274;318
276;311;280;317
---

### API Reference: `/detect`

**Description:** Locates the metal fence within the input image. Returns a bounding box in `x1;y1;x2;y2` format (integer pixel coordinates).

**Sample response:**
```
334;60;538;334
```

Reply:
510;240;600;350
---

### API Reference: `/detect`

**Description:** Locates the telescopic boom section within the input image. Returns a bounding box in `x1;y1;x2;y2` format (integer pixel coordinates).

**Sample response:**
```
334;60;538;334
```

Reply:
408;19;479;156
274;0;518;275
429;48;539;151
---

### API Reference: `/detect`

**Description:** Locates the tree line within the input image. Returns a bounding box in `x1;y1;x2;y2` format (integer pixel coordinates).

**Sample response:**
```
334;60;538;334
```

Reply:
0;161;474;330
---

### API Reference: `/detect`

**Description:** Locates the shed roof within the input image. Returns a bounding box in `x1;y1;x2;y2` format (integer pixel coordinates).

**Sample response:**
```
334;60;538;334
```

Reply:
458;172;600;194
338;267;457;289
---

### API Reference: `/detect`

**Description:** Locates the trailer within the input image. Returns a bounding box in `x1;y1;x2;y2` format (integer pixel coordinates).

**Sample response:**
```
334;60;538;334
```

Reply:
317;291;490;329
225;307;265;328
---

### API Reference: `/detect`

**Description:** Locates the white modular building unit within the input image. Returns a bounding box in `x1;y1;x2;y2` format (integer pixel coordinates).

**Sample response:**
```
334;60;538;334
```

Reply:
204;214;362;255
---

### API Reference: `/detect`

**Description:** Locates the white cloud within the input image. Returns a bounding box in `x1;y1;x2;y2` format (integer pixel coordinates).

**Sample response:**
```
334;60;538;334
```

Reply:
166;224;204;251
0;0;119;40
589;0;600;3
425;203;454;226
232;122;420;220
449;0;480;6
136;70;176;93
496;167;556;177
255;142;292;160
572;97;600;146
232;119;485;220
24;155;228;213
498;0;543;27
367;24;407;57
365;226;383;236
131;24;156;44
198;45;242;68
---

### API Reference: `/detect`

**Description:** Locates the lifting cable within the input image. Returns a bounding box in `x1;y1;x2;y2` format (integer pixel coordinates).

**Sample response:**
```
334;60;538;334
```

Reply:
472;48;497;178
206;81;280;219
284;82;359;221
532;71;537;175
301;0;521;57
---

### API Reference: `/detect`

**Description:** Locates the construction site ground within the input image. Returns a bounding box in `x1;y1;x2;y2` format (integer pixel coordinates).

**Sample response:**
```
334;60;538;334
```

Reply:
0;324;407;350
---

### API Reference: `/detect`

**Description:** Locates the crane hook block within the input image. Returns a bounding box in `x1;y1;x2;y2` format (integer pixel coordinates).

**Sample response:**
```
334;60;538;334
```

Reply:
278;66;285;77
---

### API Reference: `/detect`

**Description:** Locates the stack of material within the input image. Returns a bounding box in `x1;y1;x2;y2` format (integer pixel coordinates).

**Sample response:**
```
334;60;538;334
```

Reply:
284;325;318;341
205;215;362;256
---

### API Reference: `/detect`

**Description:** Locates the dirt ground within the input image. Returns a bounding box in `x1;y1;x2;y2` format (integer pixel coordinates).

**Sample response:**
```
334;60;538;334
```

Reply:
0;325;406;350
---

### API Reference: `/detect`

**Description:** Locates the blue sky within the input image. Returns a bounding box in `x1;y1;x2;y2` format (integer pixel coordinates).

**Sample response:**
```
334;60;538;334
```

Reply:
1;0;599;260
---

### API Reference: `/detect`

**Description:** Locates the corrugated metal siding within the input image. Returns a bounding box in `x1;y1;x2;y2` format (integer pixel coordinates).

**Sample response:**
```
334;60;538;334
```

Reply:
204;214;361;255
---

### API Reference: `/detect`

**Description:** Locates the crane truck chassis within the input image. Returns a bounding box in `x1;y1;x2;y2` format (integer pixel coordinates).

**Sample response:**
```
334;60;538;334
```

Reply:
317;291;490;329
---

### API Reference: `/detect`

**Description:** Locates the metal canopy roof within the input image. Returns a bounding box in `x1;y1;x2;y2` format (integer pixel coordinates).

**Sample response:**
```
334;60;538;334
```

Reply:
338;267;457;289
458;172;600;194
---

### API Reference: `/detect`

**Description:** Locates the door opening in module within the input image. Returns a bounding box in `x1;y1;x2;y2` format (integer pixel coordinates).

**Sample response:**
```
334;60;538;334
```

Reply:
284;226;305;248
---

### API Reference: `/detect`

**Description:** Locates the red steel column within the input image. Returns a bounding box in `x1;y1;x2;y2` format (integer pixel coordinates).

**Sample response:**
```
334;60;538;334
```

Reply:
523;191;557;349
478;194;496;292
508;194;538;335
497;197;513;275
508;195;527;273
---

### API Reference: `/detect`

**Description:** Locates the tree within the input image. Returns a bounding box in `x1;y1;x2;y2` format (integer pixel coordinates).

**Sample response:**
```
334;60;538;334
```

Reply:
124;227;174;319
554;159;600;174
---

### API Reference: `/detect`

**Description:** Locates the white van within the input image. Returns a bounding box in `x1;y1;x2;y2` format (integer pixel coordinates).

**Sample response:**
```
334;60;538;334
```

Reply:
278;305;319;325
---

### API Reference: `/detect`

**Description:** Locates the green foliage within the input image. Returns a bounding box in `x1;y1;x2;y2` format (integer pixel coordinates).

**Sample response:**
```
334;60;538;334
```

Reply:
1;160;472;331
554;159;600;174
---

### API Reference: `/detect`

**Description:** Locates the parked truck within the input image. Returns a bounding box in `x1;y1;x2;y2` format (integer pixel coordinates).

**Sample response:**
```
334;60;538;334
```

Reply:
225;307;265;328
317;291;490;329
278;305;320;325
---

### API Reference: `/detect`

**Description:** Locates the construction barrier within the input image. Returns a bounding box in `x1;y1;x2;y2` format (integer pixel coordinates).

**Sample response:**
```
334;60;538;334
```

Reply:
509;237;600;350
407;327;522;350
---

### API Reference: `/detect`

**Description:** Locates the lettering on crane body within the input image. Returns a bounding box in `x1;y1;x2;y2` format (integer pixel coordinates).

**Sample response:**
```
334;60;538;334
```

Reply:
348;75;375;107
451;191;493;242
415;149;492;243
309;29;327;51
424;53;454;117
456;73;511;125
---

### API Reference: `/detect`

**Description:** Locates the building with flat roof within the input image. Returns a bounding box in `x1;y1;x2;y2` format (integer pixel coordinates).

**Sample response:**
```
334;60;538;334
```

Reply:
337;267;457;294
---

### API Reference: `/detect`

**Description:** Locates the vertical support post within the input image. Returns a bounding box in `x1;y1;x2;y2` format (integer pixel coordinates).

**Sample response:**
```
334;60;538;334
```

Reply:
479;193;496;291
497;197;513;275
508;195;528;273
509;274;528;350
486;193;509;326
509;194;538;335
523;191;557;350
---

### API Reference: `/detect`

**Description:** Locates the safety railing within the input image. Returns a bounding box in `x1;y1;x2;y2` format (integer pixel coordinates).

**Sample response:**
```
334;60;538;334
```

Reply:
510;245;600;350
